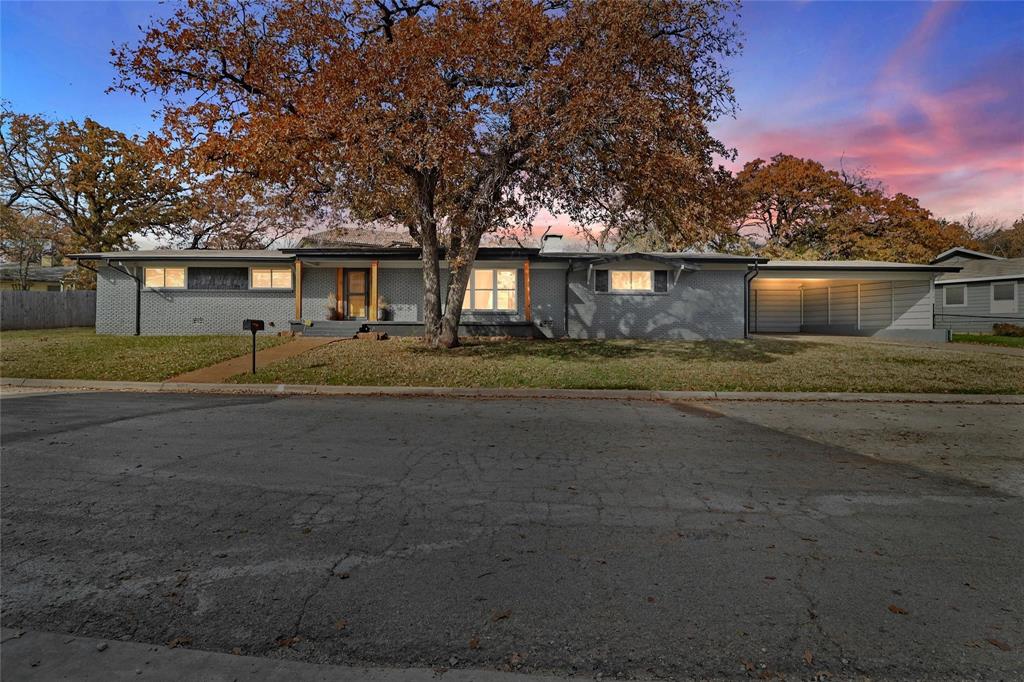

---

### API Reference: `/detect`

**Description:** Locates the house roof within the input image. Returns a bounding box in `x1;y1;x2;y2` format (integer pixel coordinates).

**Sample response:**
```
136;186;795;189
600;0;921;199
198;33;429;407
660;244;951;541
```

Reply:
0;263;76;283
299;225;416;249
930;247;1004;264
69;249;294;262
761;259;960;272
538;251;768;263
934;257;1024;284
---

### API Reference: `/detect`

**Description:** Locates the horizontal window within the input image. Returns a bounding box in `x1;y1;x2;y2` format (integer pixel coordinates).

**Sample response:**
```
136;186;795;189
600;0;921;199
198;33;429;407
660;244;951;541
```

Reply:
251;267;292;289
596;269;668;293
943;285;965;306
187;267;248;290
463;268;516;311
144;267;185;289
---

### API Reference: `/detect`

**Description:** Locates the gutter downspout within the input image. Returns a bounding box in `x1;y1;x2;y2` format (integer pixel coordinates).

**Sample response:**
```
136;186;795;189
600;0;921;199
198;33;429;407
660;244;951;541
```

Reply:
564;259;573;338
743;263;760;339
105;260;142;336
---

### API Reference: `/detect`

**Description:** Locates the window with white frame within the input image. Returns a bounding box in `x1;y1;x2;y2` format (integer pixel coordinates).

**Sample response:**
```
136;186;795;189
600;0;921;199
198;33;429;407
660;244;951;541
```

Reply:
251;267;293;289
943;285;966;307
991;281;1017;314
144;267;186;289
462;269;516;311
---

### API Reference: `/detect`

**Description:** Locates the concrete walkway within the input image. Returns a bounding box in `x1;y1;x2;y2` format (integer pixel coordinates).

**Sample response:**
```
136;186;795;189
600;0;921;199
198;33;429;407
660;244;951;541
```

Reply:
166;337;342;383
0;628;568;682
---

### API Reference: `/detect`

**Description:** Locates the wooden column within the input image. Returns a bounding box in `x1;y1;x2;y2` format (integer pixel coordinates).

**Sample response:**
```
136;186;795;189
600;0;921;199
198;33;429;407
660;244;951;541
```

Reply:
523;260;532;321
294;260;303;319
370;260;379;321
336;267;344;319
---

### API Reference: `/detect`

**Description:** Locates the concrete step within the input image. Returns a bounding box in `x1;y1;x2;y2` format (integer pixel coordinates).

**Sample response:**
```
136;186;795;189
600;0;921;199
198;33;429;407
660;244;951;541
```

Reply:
295;320;365;337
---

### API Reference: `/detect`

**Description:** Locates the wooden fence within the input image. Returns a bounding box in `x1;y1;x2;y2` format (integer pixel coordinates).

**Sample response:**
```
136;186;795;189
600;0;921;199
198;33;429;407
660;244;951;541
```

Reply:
0;291;96;330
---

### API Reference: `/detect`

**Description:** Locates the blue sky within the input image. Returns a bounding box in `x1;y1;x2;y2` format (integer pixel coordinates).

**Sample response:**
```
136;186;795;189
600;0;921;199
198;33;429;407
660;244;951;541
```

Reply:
2;0;1022;221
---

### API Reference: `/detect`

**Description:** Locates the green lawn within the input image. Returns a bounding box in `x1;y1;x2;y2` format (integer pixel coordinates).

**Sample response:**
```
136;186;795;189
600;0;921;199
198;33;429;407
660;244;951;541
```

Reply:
1;328;288;382
231;336;1024;394
952;333;1024;349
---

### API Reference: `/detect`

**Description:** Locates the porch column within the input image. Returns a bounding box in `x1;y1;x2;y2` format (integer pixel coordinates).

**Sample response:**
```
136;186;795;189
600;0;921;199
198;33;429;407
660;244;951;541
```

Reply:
294;260;303;319
336;267;344;318
370;260;379;321
523;260;532;322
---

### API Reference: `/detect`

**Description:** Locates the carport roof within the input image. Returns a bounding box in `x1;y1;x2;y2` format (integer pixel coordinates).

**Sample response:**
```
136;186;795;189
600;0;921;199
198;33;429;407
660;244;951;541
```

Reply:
68;249;294;262
761;259;960;272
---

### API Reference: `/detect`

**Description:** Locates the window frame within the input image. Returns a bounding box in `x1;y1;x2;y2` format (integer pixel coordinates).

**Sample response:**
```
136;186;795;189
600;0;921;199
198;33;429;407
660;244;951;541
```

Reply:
250;266;294;291
143;266;187;290
990;281;1018;314
462;268;517;312
596;268;669;295
943;284;967;307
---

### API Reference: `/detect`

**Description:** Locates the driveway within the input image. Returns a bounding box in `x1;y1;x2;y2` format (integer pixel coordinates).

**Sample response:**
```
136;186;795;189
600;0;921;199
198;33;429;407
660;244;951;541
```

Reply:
1;392;1022;679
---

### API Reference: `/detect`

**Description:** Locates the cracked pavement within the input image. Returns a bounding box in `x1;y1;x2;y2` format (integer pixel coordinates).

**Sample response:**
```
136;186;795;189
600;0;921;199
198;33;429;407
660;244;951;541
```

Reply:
1;392;1022;679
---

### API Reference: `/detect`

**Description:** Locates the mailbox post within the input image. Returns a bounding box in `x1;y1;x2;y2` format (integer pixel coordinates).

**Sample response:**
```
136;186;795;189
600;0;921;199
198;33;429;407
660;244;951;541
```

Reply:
242;319;265;374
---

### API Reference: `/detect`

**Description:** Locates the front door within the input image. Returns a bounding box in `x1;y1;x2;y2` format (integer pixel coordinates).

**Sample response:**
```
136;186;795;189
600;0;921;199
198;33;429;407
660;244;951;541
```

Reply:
345;269;370;319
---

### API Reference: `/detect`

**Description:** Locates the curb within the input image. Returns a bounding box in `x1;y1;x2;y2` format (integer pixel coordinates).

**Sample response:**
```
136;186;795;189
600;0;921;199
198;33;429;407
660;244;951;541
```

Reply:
0;627;571;682
2;377;1022;404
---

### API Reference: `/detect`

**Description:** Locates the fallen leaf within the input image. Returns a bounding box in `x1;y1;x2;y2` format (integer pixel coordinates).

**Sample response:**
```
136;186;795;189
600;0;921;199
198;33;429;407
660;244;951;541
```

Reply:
166;635;191;649
334;618;348;631
490;608;512;622
740;659;755;672
887;605;908;615
647;596;656;603
803;649;814;666
987;638;1011;651
275;635;301;648
230;647;242;655
468;637;480;650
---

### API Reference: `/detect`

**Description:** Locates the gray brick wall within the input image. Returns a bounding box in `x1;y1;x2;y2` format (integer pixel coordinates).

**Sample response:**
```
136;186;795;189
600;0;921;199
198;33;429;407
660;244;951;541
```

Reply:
379;268;423;322
567;267;746;340
530;268;567;337
96;266;137;335
300;267;337;321
96;265;292;335
139;290;292;335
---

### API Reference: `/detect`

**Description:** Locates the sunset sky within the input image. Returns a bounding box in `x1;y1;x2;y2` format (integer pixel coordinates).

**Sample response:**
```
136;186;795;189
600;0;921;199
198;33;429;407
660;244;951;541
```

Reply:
2;0;1022;225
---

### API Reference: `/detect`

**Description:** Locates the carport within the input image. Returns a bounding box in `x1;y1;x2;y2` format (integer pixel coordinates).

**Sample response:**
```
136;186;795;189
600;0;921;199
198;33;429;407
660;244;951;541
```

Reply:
749;260;960;341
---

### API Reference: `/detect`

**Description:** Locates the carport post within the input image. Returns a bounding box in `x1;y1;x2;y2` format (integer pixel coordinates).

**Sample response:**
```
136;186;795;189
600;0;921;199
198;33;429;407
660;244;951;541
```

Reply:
857;283;861;330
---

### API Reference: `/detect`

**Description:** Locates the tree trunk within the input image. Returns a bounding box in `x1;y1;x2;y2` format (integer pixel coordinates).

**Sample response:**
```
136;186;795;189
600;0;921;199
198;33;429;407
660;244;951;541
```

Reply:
420;228;443;345
438;231;484;348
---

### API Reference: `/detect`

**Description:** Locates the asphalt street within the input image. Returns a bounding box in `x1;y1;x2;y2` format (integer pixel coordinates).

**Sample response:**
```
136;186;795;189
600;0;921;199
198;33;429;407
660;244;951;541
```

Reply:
1;391;1022;679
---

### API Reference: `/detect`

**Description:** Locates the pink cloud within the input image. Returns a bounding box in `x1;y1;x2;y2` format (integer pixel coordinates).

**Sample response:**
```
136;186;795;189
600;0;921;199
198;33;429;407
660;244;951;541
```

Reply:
722;4;1024;222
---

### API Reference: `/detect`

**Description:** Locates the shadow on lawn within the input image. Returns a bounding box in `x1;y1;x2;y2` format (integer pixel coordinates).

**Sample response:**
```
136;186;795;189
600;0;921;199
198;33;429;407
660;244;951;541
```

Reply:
408;337;822;363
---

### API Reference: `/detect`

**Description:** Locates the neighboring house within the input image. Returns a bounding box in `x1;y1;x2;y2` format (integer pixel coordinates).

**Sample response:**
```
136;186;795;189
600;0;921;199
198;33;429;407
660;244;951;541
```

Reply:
931;247;1023;333
0;263;76;291
69;235;962;341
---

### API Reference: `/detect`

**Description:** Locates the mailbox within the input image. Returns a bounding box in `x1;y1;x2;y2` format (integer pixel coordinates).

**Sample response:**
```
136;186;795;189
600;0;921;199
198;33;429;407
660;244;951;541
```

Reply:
243;319;265;374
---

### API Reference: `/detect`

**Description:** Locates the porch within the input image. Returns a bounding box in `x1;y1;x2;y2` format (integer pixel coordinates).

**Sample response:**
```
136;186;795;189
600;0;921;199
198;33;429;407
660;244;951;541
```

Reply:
291;256;550;338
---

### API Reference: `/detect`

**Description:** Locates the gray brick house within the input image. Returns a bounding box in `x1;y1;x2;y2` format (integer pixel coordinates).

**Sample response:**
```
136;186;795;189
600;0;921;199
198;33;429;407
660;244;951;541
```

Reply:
70;235;962;341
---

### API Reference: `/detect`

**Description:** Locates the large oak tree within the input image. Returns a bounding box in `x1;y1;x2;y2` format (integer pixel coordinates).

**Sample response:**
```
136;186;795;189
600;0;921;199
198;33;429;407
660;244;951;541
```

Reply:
732;153;976;263
115;0;742;346
1;106;185;255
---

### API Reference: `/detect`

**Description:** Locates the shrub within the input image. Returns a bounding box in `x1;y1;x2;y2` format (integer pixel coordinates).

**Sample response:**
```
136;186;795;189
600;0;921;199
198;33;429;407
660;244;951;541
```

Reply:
993;323;1024;337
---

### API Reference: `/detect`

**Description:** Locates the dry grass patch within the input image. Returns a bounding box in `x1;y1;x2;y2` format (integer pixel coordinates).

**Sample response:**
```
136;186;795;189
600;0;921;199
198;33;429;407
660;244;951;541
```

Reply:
233;336;1024;394
1;328;287;382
